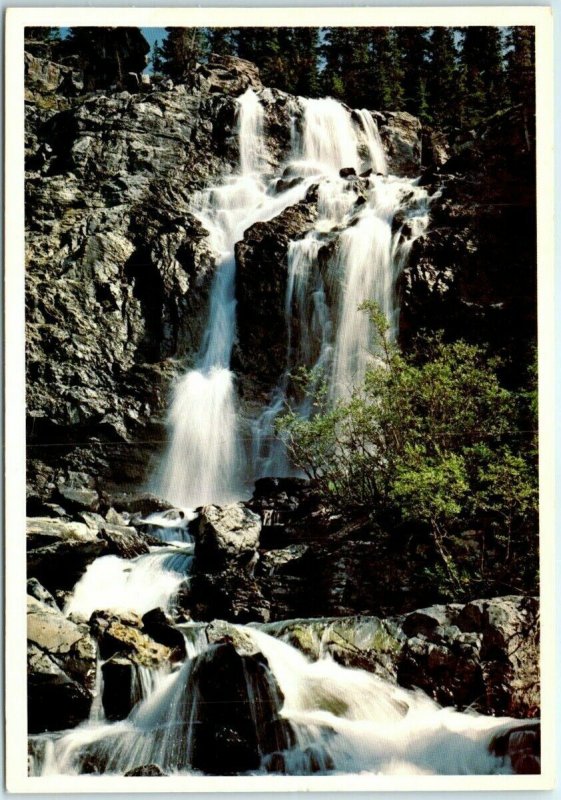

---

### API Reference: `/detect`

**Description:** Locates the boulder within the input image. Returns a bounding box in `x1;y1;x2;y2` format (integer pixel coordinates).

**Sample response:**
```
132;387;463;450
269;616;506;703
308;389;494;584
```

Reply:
98;523;150;559
27;595;97;732
125;764;167;776
100;656;156;721
490;722;540;775
106;492;175;517
141;608;187;660
90;610;172;666
27;517;108;592
196;54;262;95
27;577;58;609
378;111;422;176
184;568;271;624
234;201;318;401
188;642;290;774
195;503;261;569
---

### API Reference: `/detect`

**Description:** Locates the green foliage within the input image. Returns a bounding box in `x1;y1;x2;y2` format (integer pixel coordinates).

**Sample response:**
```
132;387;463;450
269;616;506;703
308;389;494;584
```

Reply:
159;27;209;82
277;303;538;597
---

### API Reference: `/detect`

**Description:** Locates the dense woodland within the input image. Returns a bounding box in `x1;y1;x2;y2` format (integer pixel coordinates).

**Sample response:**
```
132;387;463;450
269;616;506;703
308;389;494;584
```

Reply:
28;25;535;130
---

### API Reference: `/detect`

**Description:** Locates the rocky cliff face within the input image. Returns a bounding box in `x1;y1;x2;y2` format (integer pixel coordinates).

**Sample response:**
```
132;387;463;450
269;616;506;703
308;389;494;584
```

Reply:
24;51;430;498
25;54;260;495
25;49;536;501
399;106;537;372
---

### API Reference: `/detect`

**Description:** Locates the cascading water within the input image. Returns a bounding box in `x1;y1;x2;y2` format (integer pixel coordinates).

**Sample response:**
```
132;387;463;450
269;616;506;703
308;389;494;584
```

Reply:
29;92;530;782
155;89;429;501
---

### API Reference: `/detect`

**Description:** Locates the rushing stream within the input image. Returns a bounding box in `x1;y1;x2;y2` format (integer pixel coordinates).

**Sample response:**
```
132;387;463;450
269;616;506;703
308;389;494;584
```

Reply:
28;89;527;779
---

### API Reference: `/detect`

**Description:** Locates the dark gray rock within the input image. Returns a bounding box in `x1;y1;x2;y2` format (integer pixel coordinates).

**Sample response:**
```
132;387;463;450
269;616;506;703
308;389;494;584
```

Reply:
399;106;536;376
188;642;289;775
183;567;271;624
234;201;318;402
125;764;167;776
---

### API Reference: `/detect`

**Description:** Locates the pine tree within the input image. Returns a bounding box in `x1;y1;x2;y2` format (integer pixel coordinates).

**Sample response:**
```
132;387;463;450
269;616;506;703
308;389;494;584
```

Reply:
506;27;535;110
427;27;460;129
207;27;237;57
159;27;209;82
150;40;164;75
396;27;430;121
65;27;150;90
368;28;404;111
25;27;61;42
459;26;506;126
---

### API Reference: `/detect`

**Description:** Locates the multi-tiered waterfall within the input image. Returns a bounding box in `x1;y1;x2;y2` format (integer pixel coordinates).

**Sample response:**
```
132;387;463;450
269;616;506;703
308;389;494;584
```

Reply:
27;90;530;780
156;89;430;507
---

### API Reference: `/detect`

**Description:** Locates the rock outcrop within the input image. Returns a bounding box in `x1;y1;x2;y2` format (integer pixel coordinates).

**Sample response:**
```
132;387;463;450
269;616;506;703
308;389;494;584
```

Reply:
258;595;539;719
27;594;97;732
399;106;536;375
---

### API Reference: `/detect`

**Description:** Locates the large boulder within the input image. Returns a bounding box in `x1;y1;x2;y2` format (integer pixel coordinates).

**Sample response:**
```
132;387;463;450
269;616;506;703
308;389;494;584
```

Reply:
26;517;108;592
27;595;97;732
184;567;271;624
194;503;261;569
187;642;290;774
377;111;423;176
90;610;172;666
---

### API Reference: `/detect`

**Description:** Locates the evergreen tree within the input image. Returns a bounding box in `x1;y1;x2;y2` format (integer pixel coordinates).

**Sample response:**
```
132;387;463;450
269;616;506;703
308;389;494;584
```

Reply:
506;27;535;110
159;27;209;82
232;27;281;85
368;28;404;110
150;39;164;75
289;28;321;97
207;27;237;57
65;27;149;90
459;26;506;126
396;27;430;121
426;27;460;129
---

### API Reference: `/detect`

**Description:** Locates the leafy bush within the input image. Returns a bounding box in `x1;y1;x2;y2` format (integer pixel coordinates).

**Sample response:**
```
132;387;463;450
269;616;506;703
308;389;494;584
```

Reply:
277;302;538;596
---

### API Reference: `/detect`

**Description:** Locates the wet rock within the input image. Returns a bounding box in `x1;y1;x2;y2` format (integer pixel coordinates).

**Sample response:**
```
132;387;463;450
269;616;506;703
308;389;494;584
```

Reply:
206;619;261;656
421;126;450;167
90;610;172;666
195;503;261;569
100;655;155;721
141;608;186;660
27;595;97;732
189;642;289;774
98;523;150;559
185;568;271;624
125;764;167;776
234;201;317;401
27;517;108;592
339;167;356;178
490;722;540;774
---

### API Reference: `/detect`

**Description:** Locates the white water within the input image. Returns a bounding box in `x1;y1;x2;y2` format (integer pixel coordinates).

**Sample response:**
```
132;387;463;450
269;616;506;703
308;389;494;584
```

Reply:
32;621;522;777
28;93;526;780
65;545;193;619
155;90;429;503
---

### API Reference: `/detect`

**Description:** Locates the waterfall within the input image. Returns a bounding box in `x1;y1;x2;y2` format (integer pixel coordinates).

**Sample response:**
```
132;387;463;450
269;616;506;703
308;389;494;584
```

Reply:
31;624;525;777
154;91;429;499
